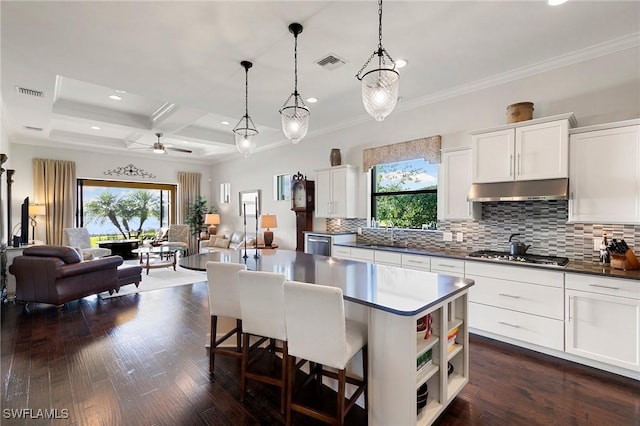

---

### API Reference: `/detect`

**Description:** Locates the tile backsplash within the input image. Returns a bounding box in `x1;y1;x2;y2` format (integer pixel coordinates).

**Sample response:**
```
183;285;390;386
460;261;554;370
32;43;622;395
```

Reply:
326;201;639;262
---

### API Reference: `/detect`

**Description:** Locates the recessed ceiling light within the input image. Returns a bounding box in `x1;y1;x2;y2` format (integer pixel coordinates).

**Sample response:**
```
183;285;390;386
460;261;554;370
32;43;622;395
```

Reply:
395;59;408;69
115;89;127;94
221;121;230;125
90;126;101;130
306;97;318;103
109;94;122;101
548;0;568;5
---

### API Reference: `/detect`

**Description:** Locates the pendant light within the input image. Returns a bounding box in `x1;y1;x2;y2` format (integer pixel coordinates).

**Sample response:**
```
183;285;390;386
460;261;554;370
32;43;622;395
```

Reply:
233;61;258;158
279;23;310;144
356;0;399;122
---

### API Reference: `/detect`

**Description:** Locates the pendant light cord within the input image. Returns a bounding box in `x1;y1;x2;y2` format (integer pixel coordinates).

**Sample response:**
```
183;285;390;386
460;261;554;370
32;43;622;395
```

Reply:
293;31;299;99
244;66;249;120
378;0;383;51
355;0;396;80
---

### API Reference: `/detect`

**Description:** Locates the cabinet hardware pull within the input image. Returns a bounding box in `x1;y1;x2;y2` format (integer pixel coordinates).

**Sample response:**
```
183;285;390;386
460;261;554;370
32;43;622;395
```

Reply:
568;296;572;321
588;284;620;290
435;264;456;268
406;259;424;264
498;293;520;298
498;321;520;328
517;153;521;176
509;154;514;176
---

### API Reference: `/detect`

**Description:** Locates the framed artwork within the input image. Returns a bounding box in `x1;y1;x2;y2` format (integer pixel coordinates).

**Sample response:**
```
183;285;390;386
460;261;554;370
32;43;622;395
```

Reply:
239;189;261;217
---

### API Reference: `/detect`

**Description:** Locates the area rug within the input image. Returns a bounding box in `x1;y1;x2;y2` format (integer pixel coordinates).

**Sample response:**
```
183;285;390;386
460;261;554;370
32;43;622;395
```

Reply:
100;260;206;298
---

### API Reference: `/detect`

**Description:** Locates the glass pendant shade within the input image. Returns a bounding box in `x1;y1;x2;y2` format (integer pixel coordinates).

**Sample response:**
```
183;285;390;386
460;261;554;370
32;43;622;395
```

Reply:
280;95;309;144
361;67;399;121
233;60;258;158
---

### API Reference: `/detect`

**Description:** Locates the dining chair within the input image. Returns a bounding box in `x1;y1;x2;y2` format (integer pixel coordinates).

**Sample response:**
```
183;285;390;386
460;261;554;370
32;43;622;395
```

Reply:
283;280;368;426
238;270;288;413
205;261;246;375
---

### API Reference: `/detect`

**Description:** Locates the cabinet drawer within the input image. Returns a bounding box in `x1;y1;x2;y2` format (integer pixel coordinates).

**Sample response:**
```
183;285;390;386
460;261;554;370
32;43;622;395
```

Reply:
469;302;564;351
430;258;465;275
467;274;563;320
350;248;374;262
374;250;402;266
332;246;351;259
401;254;431;271
465;261;564;288
566;273;640;300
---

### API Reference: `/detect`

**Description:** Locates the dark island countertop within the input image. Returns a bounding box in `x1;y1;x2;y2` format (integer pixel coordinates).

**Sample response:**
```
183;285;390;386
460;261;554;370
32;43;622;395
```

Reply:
334;242;640;281
302;231;357;236
179;249;474;316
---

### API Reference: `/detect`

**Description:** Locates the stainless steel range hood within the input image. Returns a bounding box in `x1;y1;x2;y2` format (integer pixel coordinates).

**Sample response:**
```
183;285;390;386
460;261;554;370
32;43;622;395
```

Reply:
467;178;569;202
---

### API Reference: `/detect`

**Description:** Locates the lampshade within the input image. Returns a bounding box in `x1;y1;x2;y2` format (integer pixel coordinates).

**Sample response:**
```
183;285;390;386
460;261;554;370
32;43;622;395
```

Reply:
259;214;278;229
28;204;46;216
204;213;221;225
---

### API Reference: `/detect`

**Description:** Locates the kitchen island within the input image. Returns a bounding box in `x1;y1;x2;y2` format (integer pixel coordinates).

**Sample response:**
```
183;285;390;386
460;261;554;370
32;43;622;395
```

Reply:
180;249;475;425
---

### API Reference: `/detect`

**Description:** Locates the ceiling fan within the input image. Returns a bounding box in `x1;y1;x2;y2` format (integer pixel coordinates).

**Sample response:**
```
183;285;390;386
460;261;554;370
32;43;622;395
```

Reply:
138;132;193;155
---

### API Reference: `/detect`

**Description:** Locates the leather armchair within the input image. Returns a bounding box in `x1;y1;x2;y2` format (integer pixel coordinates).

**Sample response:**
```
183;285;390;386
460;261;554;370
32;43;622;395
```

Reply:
9;245;123;305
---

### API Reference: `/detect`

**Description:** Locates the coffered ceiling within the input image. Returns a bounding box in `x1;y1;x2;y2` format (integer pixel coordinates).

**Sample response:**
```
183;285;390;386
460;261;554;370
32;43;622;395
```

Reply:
2;1;639;163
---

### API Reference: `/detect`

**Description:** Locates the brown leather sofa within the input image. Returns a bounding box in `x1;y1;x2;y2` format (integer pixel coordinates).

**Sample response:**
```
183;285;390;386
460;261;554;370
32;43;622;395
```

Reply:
9;245;140;305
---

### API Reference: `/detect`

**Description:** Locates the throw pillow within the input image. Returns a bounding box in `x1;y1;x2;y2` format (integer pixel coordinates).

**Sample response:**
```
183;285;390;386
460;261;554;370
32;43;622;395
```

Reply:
213;238;230;249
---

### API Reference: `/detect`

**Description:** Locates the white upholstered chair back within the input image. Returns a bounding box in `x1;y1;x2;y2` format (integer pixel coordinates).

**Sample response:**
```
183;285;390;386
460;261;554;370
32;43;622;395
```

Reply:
238;270;287;341
168;224;190;243
63;227;91;249
284;280;354;370
206;261;246;319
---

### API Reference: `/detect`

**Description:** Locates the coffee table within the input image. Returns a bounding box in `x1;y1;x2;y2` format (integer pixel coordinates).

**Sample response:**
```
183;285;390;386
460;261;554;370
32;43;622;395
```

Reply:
131;244;186;275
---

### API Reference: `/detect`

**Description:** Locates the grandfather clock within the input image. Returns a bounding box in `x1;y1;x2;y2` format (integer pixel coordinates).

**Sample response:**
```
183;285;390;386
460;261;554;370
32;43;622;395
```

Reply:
291;172;314;252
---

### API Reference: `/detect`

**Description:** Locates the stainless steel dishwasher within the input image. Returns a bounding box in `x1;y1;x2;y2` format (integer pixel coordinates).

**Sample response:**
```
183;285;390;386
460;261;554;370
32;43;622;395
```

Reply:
304;234;332;256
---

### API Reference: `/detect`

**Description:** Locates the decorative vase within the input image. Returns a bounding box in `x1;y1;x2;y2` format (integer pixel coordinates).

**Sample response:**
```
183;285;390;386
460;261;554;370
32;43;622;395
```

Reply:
330;148;342;166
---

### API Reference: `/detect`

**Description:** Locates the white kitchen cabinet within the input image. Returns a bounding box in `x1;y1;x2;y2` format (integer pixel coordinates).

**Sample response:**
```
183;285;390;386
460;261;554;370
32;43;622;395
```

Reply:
438;148;480;220
314;165;358;218
471;113;575;183
374;250;401;266
565;273;640;371
568;120;640;224
465;260;565;351
431;258;465;278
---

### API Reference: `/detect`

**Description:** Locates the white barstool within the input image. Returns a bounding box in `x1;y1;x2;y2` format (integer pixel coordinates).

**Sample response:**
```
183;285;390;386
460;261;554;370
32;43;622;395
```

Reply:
283;280;368;426
238;270;289;413
206;261;247;375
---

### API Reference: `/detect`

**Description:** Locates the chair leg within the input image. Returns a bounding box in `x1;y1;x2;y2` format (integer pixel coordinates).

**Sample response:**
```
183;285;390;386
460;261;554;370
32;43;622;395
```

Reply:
240;332;250;401
286;354;295;426
209;315;217;374
280;341;288;414
337;368;346;426
362;345;368;410
236;319;242;353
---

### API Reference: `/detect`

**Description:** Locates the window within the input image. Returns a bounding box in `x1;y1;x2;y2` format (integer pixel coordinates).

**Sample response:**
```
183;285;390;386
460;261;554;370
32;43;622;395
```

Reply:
77;179;177;239
370;159;438;229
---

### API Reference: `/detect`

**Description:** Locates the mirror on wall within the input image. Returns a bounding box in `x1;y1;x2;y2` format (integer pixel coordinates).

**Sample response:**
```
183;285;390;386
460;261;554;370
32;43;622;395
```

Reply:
220;183;231;204
273;174;291;201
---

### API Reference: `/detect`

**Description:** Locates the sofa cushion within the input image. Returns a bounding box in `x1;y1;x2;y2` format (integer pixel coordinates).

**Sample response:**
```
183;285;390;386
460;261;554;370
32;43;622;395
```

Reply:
230;231;245;244
23;245;82;264
213;238;231;249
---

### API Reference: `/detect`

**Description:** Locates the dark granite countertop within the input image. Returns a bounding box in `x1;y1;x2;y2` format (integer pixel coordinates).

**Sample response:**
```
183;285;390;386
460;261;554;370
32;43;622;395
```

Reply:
303;231;357;236
334;242;640;281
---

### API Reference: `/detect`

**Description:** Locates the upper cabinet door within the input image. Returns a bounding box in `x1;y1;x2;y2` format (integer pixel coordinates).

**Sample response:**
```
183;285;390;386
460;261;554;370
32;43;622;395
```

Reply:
440;149;480;220
472;129;514;183
516;119;569;181
315;169;332;218
569;123;640;224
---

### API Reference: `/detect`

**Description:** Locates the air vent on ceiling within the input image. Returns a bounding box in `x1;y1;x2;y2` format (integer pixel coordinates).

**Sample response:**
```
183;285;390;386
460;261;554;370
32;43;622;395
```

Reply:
315;53;346;70
16;86;45;97
24;126;43;132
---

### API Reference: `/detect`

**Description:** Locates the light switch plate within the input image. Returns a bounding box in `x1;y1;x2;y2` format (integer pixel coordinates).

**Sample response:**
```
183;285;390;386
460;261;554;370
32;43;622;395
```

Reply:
456;232;464;242
593;238;601;251
443;231;453;242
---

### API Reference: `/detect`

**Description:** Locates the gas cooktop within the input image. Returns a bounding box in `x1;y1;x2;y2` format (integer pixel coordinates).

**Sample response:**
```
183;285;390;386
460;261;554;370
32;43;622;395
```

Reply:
467;250;569;267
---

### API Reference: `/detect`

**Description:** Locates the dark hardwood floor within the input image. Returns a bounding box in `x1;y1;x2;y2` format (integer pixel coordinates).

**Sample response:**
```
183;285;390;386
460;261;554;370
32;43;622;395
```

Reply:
2;281;639;425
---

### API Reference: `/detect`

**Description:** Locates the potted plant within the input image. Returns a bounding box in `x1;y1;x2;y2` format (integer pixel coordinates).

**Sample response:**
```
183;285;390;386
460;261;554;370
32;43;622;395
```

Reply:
185;195;209;239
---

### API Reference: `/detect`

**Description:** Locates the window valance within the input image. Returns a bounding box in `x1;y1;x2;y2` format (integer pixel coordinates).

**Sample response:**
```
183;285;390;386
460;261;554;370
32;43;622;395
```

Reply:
362;135;441;171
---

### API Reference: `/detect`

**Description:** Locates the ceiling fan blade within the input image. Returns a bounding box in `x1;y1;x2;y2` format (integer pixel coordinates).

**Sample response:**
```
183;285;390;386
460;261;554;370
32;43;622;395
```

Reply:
165;146;193;154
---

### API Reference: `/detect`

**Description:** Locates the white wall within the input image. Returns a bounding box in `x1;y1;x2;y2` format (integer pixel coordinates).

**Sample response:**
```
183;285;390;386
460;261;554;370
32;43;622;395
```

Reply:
7;143;211;243
1;96;11;245
209;48;640;251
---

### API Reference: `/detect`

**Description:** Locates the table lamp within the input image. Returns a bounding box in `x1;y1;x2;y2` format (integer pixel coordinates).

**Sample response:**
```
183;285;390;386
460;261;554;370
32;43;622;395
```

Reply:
28;203;46;244
204;213;221;237
259;214;278;247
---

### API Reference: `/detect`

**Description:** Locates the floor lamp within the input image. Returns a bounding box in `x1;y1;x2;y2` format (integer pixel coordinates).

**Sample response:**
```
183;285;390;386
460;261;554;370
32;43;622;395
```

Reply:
28;204;46;244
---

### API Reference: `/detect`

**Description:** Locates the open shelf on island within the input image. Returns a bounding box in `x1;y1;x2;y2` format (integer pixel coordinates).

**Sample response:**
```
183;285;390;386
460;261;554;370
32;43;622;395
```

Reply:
447;343;463;360
417;334;438;355
416;362;439;387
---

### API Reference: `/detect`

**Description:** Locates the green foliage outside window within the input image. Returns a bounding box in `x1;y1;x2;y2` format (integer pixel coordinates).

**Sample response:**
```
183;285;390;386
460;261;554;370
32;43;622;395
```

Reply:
85;190;160;239
372;159;438;228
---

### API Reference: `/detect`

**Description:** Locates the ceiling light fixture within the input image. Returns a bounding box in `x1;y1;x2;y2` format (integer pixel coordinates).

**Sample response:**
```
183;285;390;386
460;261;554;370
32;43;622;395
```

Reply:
109;94;122;101
306;97;318;103
221;121;230;125
280;23;310;144
356;0;399;121
91;126;101;130
548;0;568;5
395;59;408;69
153;133;166;154
233;60;258;158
